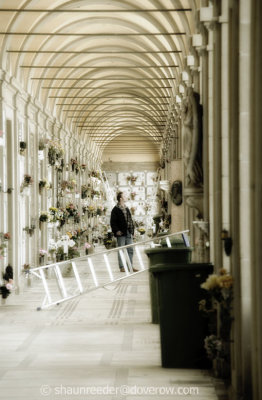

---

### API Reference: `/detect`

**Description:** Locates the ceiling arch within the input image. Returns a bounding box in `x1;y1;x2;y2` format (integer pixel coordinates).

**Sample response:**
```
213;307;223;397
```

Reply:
0;0;198;160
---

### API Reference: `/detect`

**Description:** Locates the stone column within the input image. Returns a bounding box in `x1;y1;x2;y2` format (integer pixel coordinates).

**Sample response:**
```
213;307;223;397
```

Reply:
250;1;262;399
220;1;231;271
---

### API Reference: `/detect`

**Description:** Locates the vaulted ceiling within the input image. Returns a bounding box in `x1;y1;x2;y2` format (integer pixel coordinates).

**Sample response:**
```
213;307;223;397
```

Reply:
0;0;198;161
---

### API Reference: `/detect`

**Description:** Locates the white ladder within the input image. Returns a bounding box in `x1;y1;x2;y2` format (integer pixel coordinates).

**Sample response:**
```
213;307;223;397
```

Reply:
29;230;189;310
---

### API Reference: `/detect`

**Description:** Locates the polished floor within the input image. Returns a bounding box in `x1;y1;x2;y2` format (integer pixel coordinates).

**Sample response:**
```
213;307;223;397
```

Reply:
0;255;227;400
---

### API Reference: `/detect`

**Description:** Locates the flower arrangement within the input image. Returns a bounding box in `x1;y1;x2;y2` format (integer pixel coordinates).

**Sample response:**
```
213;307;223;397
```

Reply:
130;207;136;215
68;247;80;259
39;211;49;223
23;226;35;236
56;246;66;262
48;207;59;223
19;141;27;154
204;335;223;361
61;180;69;191
68;179;77;191
96;206;103;216
48;140;64;166
3;232;11;240
127;175;137;184
0;242;7;259
144;204;150;213
66;203;78;218
48;240;57;254
23;263;30;272
91;170;100;179
38;139;47;151
70;158;80;173
24;174;33;185
81;184;89;199
20;174;33;192
91;189;100;198
199;269;233;378
130;192;136;200
103;232;114;249
0;265;14;299
39;249;48;257
87;205;95;215
84;242;91;254
39;178;50;193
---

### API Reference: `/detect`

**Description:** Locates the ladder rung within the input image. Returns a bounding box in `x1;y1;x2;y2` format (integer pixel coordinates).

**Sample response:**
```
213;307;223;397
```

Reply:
55;264;68;298
135;246;145;270
166;237;172;248
87;258;99;286
119;249;130;274
39;269;52;305
72;261;84;293
103;254;114;281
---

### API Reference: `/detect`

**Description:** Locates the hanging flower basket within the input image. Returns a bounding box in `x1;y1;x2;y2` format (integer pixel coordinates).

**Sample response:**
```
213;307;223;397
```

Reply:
48;141;64;166
39;212;49;223
19;141;27;154
20;174;33;193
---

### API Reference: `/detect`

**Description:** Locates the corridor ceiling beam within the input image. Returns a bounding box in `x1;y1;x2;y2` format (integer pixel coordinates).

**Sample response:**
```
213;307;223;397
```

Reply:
0;32;186;36
32;78;175;81
60;105;169;108
21;65;179;69
77;125;166;127
42;86;172;89
49;96;171;98
0;9;191;13
8;50;182;54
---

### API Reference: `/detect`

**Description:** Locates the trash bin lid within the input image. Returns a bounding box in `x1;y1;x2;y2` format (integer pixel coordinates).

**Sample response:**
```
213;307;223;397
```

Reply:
145;248;193;256
150;263;213;274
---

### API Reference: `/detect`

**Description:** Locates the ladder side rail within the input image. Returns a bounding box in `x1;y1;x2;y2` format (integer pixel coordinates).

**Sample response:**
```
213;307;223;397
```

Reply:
123;248;133;271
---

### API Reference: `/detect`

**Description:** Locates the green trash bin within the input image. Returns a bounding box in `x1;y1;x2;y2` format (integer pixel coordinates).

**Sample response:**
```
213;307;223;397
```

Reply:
145;247;192;324
151;262;213;368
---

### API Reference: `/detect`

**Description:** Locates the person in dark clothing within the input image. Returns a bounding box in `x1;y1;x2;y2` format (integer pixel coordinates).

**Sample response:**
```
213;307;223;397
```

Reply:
110;192;138;272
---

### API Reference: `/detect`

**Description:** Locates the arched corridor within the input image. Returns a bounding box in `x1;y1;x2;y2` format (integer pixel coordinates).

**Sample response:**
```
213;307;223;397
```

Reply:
0;1;262;399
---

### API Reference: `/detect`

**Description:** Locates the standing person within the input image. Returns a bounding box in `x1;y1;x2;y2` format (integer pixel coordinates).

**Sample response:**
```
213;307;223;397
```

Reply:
110;192;138;272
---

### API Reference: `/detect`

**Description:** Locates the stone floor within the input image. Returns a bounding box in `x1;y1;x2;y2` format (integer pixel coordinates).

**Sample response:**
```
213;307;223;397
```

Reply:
0;254;228;400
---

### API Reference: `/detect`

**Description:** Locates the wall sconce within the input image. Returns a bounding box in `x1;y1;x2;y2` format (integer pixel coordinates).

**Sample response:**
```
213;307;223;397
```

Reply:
221;230;233;256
